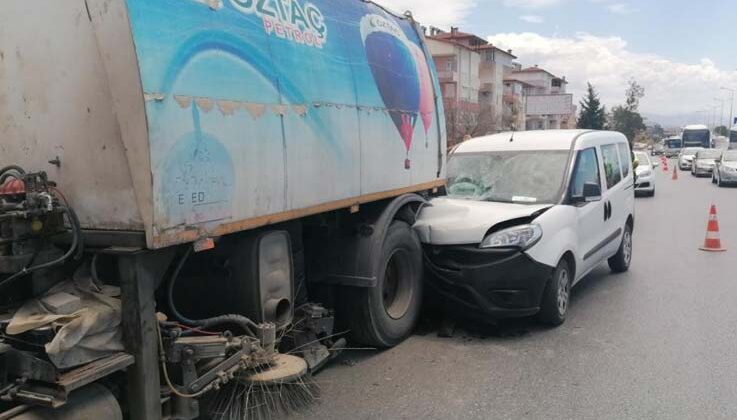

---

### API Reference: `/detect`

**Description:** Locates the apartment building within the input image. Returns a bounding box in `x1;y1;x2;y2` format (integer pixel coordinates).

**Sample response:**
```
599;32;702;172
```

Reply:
427;27;519;143
502;78;530;130
507;66;574;130
476;44;517;132
427;28;575;137
425;29;484;146
425;37;481;115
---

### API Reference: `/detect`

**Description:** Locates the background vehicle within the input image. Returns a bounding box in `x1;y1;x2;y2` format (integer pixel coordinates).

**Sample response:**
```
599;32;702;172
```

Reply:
681;124;711;148
730;125;737;149
414;130;635;327
678;147;705;170
0;2;445;419
691;149;721;176
651;142;665;156
713;135;730;150
713;150;737;186
634;151;657;196
664;137;683;157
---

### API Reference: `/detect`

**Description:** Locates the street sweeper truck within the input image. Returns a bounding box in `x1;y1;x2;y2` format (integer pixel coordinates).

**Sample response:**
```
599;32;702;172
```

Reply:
0;0;446;419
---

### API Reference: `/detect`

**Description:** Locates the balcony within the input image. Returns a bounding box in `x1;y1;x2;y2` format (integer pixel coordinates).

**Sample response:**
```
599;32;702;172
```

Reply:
503;93;520;103
479;83;494;93
436;70;459;83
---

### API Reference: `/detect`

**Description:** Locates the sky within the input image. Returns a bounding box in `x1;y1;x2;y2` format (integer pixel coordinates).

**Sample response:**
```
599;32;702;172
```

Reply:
379;0;737;127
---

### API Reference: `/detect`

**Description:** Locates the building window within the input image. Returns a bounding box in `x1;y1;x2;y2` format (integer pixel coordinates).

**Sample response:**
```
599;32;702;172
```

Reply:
552;79;562;88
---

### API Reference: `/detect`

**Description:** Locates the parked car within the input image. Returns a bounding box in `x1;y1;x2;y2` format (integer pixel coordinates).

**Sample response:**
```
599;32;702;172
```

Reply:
713;150;737;187
634;151;657;196
678;147;704;170
414;130;635;326
691;149;721;177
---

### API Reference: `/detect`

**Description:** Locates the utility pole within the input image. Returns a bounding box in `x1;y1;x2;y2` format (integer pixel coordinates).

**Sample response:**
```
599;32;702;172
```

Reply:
721;87;735;129
714;98;724;132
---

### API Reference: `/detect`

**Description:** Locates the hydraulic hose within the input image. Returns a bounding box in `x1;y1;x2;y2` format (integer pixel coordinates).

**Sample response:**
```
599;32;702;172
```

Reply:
0;205;81;290
166;247;259;337
0;165;26;175
0;165;26;184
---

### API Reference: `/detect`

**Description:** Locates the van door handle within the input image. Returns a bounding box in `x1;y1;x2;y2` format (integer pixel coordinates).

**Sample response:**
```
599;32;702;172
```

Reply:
604;201;611;221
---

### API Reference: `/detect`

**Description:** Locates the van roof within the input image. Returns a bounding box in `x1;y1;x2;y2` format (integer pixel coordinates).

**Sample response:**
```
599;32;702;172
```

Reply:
454;130;614;153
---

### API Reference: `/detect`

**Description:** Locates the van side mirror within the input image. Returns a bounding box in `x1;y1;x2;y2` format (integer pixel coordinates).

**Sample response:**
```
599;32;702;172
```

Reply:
582;182;602;201
571;182;602;204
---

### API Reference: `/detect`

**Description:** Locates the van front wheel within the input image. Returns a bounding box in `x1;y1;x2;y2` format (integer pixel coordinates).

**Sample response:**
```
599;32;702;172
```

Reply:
538;258;571;327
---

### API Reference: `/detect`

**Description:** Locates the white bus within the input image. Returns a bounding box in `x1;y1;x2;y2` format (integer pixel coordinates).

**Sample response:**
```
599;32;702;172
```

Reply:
681;124;711;148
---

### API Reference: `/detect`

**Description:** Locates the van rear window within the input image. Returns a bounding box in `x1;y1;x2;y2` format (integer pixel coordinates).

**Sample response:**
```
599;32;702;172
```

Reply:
601;144;622;188
617;143;631;178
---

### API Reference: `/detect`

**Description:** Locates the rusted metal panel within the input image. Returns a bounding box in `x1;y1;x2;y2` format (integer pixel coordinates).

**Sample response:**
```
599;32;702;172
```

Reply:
86;0;156;246
0;1;145;232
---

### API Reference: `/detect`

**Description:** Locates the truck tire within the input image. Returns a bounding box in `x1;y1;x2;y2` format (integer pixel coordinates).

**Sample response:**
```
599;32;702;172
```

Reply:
340;221;423;347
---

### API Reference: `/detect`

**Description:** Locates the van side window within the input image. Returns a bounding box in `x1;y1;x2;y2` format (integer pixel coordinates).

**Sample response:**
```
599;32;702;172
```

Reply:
570;147;601;198
601;144;622;188
617;143;631;177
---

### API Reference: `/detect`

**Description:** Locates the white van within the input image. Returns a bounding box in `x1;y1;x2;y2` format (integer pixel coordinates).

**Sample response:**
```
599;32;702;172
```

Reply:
414;130;635;326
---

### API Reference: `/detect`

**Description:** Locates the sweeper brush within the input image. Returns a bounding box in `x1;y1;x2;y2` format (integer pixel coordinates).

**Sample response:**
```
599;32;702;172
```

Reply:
206;354;319;420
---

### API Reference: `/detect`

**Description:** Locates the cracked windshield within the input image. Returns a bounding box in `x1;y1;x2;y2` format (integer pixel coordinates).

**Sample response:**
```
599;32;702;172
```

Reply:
1;1;737;420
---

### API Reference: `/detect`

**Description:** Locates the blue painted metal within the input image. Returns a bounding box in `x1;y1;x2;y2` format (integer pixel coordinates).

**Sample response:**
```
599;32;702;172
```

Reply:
125;0;445;245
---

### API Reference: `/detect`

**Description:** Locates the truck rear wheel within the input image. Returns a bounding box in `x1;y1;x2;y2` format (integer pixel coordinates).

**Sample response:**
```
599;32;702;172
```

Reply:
340;221;423;347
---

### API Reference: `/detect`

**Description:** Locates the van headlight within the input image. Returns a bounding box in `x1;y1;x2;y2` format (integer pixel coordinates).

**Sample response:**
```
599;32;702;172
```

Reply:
480;224;543;250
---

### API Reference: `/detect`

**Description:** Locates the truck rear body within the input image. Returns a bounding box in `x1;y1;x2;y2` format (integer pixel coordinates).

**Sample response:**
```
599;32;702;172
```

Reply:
1;0;446;249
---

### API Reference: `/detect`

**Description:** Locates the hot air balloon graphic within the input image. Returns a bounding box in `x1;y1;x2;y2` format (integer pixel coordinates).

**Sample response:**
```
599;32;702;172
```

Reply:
410;43;434;147
361;15;422;169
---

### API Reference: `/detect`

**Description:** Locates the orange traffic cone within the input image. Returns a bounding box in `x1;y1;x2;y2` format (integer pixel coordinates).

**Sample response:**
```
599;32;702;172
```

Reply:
699;204;726;252
672;166;678;180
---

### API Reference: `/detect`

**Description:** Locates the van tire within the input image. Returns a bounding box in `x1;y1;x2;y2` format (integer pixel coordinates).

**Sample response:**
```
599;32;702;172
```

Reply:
339;221;423;347
537;258;571;327
608;223;633;273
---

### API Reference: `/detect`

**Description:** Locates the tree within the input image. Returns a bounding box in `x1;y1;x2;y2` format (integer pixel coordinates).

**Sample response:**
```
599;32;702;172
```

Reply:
445;104;497;148
577;83;606;129
502;101;522;131
649;123;665;139
715;125;729;136
624;79;645;112
610;79;646;144
610;106;646;144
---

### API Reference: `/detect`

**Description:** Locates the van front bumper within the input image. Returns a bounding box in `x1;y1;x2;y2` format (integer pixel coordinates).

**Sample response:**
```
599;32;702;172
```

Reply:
423;245;554;319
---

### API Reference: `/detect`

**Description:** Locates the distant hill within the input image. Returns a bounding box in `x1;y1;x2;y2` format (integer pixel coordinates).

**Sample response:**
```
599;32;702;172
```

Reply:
642;112;726;131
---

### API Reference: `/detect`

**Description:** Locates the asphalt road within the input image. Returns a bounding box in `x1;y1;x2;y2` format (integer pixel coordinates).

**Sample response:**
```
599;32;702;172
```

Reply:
296;160;737;420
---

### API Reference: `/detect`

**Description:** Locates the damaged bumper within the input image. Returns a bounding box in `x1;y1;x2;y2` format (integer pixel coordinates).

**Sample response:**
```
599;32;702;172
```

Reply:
423;245;554;319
